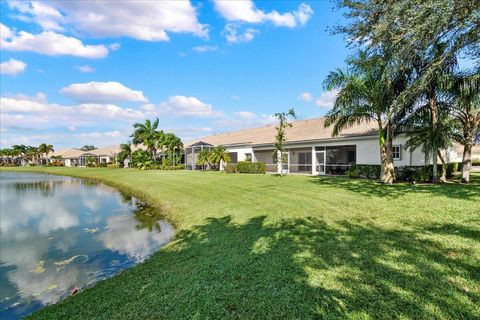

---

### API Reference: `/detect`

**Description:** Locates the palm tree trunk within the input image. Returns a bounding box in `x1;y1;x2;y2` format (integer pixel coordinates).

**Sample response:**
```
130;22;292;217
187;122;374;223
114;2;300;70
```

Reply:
437;150;447;182
378;120;394;184
461;135;473;183
428;91;438;183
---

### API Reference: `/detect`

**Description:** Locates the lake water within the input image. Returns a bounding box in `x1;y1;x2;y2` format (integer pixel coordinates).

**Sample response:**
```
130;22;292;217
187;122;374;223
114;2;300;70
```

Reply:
0;172;174;319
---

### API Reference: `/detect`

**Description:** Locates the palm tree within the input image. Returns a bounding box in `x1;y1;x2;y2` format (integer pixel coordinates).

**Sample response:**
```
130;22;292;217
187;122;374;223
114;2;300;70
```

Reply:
131;149;153;170
38;143;54;164
131;118;164;159
445;72;480;183
209;146;231;170
402;106;457;182
12;145;27;161
117;142;133;164
196;149;212;170
162;133;183;165
324;52;406;184
401;43;458;183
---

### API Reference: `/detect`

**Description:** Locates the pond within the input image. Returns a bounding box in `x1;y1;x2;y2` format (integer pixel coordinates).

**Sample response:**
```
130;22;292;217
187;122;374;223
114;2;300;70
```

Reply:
0;172;174;319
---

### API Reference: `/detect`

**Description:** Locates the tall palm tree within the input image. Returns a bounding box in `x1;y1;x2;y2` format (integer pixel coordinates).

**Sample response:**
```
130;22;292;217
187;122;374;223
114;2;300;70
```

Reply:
324;52;406;184
131;118;164;159
209;146;231;170
162;133;183;165
445;72;480;183
117;142;133;164
38;143;54;164
401;42;458;183
402;106;457;182
196;149;212;170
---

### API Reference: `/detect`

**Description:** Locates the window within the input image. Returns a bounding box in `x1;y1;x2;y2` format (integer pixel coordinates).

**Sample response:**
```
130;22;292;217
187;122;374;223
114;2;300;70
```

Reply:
228;152;238;163
245;153;252;162
393;145;401;160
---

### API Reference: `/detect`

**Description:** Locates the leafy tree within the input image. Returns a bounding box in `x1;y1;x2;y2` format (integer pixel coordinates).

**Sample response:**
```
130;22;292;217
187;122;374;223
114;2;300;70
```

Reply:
273;109;296;176
80;145;96;151
334;0;479;75
209;145;231;170
196;149;212;170
324;53;407;184
131;118;164;159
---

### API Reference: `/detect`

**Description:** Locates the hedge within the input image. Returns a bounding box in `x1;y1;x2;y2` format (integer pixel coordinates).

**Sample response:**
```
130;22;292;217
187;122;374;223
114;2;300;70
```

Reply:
346;165;381;179
346;163;461;182
235;161;266;174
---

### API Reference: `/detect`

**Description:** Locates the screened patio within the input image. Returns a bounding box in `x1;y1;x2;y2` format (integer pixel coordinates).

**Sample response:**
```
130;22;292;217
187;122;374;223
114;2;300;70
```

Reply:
252;145;356;175
184;141;215;170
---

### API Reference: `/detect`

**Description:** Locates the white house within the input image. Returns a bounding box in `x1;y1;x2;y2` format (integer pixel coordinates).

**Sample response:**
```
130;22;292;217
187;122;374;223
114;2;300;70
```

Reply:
184;117;459;175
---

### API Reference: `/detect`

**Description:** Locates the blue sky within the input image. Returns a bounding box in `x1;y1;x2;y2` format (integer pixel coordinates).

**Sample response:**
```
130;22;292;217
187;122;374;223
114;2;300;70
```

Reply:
0;0;352;149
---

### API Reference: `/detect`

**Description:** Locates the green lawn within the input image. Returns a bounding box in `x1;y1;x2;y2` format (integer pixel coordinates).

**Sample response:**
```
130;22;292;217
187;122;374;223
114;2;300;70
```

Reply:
3;167;479;319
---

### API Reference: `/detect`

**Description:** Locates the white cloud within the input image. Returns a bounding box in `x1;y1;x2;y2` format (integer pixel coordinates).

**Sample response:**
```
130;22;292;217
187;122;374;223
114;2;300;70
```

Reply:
73;130;122;139
153;95;219;117
108;43;121;51
297;92;312;101
222;23;258;43
315;90;339;109
60;81;148;103
1;23;110;59
0;58;27;75
0;93;145;133
193;45;218;53
213;1;313;28
75;65;95;73
7;0;208;41
216;111;275;129
234;111;257;121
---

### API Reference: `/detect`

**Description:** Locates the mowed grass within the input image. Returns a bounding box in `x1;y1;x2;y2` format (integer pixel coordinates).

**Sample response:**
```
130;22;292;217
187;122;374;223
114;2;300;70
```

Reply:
3;167;480;319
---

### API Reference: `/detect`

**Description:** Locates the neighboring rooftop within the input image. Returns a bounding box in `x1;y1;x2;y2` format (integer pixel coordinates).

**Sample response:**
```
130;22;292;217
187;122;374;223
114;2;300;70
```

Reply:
51;145;146;158
185;117;378;148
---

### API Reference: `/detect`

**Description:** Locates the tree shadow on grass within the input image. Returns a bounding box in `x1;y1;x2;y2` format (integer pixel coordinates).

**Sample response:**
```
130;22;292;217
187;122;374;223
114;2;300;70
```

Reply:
309;175;480;200
32;216;479;319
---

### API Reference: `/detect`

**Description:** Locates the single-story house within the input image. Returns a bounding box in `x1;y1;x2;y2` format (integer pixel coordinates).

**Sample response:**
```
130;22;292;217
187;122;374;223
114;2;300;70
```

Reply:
51;145;122;167
184;117;462;175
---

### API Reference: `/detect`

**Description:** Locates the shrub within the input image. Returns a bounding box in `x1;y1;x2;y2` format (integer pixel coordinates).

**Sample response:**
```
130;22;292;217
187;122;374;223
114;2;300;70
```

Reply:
473;159;480;166
161;164;185;170
98;163;108;168
107;164;120;169
395;166;431;182
29;163;37;167
86;163;97;168
235;161;266;174
445;162;459;178
346;165;381;179
225;164;236;173
50;160;64;167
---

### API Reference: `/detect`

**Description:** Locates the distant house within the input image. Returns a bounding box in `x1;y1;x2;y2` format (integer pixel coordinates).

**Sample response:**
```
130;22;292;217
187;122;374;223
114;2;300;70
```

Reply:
51;145;121;167
184;117;461;175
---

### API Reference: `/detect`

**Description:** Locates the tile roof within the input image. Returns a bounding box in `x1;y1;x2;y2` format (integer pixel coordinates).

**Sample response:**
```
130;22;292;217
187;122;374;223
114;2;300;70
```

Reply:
185;117;378;148
51;144;148;159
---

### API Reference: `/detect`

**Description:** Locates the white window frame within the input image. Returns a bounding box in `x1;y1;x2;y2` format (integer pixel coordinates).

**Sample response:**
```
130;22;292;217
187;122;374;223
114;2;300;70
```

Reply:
393;145;401;161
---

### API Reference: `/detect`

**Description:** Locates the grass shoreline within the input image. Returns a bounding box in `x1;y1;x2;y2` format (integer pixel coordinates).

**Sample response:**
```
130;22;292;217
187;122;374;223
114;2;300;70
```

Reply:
2;167;479;319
